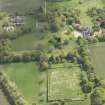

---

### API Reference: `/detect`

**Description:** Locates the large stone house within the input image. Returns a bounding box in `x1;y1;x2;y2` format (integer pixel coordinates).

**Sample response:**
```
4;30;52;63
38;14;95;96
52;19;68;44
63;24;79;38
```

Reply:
73;23;93;38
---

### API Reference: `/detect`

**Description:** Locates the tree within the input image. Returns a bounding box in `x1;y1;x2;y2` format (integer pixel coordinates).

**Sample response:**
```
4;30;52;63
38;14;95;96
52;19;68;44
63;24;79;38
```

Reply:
39;54;49;70
49;55;55;64
66;52;74;62
50;21;61;32
22;52;31;62
39;61;49;70
67;17;75;25
92;23;100;32
91;87;105;105
82;81;93;94
100;80;105;88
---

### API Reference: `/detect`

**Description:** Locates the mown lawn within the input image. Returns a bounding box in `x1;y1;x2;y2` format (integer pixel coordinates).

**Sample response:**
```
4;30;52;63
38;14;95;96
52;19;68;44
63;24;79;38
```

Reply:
89;42;105;79
3;62;47;105
48;63;84;101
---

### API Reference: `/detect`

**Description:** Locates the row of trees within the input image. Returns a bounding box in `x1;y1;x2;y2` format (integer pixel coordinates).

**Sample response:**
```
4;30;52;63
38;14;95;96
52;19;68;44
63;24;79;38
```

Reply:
0;38;77;71
0;71;29;105
38;51;77;71
0;51;42;64
91;80;105;105
76;37;105;105
76;37;96;95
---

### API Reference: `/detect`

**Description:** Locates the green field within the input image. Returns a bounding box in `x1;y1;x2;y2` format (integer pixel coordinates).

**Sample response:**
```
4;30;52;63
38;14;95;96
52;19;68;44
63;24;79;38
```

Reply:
90;42;105;79
3;62;47;105
0;0;44;13
12;32;51;51
48;63;84;101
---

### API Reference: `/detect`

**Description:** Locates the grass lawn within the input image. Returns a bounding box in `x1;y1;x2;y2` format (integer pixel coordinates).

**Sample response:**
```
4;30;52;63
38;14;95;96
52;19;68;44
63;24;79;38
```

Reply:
48;0;104;25
0;0;44;13
89;42;105;79
48;63;84;101
3;62;47;105
12;32;51;51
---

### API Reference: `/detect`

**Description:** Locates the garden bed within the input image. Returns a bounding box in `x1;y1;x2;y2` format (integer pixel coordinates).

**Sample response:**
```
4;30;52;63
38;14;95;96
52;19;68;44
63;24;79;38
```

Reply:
48;63;84;101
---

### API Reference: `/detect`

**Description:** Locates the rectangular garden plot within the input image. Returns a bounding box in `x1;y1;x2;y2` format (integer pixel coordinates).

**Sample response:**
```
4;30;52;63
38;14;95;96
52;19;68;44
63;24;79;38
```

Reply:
47;64;84;101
